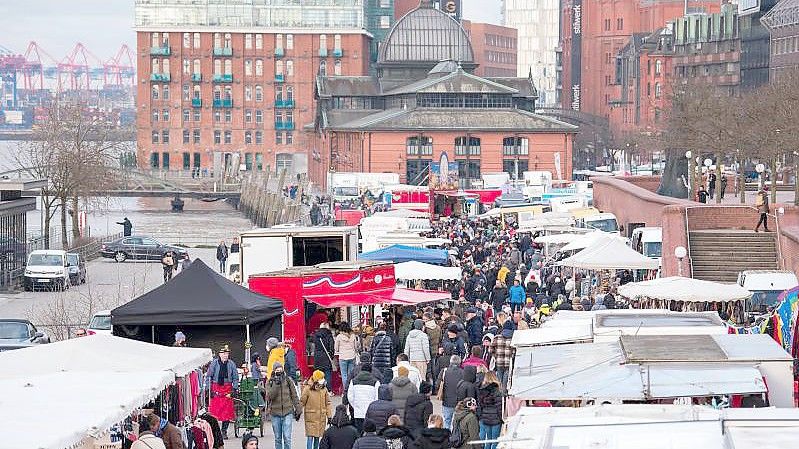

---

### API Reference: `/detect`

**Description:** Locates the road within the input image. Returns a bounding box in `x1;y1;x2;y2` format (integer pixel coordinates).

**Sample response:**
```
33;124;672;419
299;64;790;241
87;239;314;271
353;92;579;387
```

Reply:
0;247;220;340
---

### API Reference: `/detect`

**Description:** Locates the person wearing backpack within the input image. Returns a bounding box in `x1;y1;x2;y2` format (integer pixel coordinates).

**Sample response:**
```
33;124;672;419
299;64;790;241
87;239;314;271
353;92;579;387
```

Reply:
451;398;479;449
410;415;450;449
476;372;503;449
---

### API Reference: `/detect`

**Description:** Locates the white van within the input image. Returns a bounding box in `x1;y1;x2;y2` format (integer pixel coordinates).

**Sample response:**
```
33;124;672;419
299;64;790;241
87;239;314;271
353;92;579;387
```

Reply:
737;270;799;314
581;212;620;234
631;227;663;259
24;250;70;291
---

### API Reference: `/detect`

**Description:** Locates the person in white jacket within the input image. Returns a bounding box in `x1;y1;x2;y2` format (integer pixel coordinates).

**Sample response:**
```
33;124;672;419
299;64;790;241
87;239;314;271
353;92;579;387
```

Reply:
391;353;422;389
404;319;431;379
346;361;381;433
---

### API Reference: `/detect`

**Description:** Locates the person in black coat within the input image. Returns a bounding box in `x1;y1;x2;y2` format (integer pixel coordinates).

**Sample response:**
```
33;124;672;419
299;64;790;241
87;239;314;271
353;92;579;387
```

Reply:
371;328;395;383
353;421;388;449
410;415;451;449
441;325;466;360
321;405;360;449
437;355;464;429
456;365;478;402
489;281;508;315
313;323;335;388
477;372;504;445
464;309;484;347
365;385;396;432
378;415;414;449
404;381;433;437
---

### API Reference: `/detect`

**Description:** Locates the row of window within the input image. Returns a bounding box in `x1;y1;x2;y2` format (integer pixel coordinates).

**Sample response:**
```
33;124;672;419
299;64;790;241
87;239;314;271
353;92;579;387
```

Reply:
153;108;296;125
404;136;530;156
485;34;517;49
151;83;299;103
405;159;531;186
151;129;294;146
486;50;516;65
773;36;799;56
148;151;293;172
153;31;344;52
603;17;624;32
152;58;343;78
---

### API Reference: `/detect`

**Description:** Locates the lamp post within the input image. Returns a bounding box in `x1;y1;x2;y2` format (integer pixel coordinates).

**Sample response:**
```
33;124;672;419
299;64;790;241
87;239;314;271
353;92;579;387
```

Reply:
675;246;687;277
686;151;693;196
756;163;766;189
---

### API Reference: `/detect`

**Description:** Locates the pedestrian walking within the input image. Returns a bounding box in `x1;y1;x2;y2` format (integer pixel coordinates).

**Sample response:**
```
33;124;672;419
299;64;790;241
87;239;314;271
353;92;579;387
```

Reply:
313;322;336;390
508;279;525;312
371;325;396;383
346;361;381;433
250;353;264;384
242;434;260;449
353;421;389;449
131;416;167;449
436;354;464;429
301;370;333;449
321;405;360;449
464;309;484;348
391;354;422;389
378;415;414;449
755;188;770;232
708;172;717;198
721;174;728;199
116;217;133;237
365;385;396;432
455;366;478;403
404;381;433;436
452;398;480;449
404;319;431;379
335;321;360;390
146;414;185;449
216;240;229;273
161;251;176;283
204;344;239;438
441;325;467;360
409;415;450;449
266;361;300;449
697;185;709;203
389;365;418;416
477;372;503;449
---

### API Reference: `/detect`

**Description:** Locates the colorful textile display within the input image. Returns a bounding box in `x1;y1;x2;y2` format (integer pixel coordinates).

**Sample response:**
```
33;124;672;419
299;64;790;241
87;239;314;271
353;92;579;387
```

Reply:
771;286;799;357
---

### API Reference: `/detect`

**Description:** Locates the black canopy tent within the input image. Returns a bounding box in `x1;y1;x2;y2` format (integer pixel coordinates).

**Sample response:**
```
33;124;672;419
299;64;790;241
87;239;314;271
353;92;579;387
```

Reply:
112;260;283;363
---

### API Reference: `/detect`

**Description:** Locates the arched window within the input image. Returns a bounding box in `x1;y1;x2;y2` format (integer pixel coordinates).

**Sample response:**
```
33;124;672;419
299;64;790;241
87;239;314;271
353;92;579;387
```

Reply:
214;59;222;75
655;59;663;75
151;85;160;100
224;59;232;75
255;85;263;102
319;60;327;76
334;60;341;75
193;85;201;99
193;59;201;75
655;83;662;98
223;33;231;48
255;59;263;76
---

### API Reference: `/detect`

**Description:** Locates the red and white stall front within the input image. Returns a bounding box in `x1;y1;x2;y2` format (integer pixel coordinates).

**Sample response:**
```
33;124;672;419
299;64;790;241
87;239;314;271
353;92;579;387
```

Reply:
247;261;449;379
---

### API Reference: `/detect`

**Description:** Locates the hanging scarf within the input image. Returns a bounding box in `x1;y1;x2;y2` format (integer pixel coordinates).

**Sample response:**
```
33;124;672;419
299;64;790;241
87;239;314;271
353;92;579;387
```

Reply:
215;359;229;386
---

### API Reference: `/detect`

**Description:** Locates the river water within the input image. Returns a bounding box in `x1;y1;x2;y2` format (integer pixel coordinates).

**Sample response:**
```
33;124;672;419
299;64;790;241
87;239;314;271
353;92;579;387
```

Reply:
0;141;255;246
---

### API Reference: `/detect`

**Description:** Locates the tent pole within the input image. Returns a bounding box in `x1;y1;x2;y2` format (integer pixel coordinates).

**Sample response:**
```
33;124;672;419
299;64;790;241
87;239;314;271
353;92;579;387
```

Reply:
151;325;155;343
245;323;252;370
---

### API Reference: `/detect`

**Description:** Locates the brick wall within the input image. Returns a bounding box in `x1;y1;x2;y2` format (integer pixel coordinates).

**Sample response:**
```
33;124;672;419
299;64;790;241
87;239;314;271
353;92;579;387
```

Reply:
592;176;691;230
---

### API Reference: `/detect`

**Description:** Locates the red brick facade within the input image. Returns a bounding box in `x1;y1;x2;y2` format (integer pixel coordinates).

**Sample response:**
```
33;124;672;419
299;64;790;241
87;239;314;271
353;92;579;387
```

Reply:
136;30;370;181
462;20;518;77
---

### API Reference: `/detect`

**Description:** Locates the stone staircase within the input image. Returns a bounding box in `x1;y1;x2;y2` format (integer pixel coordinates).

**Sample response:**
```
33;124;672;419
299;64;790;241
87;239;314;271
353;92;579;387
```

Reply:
688;230;779;283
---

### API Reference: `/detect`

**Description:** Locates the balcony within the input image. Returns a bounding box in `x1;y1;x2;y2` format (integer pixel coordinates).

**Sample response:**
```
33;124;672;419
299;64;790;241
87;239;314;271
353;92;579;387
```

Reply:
274;74;284;83
150;73;171;82
275;121;295;130
213;47;233;56
319;48;328;57
212;74;233;83
191;73;202;82
149;46;171;56
191;98;202;108
333;48;343;58
213;99;233;108
274;48;284;58
275;99;295;108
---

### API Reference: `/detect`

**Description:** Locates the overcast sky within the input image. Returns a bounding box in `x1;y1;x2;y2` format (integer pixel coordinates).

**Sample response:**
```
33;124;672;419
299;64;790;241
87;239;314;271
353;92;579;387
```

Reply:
0;0;503;61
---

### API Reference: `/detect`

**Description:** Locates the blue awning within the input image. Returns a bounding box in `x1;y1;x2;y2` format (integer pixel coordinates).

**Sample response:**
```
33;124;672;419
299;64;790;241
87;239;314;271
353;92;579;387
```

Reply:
358;244;449;265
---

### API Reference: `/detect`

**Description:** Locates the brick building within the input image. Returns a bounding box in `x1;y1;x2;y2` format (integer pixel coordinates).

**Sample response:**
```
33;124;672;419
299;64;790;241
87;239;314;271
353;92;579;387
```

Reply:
762;0;799;80
134;0;370;182
560;0;719;119
462;20;519;77
314;4;576;187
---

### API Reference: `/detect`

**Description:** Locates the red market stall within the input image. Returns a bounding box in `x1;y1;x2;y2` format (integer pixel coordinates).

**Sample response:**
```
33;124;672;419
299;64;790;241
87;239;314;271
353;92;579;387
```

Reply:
247;261;449;378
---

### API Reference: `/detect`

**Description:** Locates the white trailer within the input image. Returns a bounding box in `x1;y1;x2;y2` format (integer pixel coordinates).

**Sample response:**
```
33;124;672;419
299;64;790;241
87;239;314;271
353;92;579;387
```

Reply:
238;225;359;286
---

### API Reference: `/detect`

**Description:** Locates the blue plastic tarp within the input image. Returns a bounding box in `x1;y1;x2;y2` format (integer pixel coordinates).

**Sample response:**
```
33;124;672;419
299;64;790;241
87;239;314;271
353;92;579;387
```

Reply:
358;244;449;265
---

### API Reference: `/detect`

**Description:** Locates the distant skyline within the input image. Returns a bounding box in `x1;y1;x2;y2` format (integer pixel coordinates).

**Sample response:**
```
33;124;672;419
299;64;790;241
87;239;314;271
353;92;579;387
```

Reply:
0;0;503;61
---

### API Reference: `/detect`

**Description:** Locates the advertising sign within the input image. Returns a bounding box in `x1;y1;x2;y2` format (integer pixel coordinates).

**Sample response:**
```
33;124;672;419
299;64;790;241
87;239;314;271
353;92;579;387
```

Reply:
441;0;461;21
430;152;459;191
571;0;582;111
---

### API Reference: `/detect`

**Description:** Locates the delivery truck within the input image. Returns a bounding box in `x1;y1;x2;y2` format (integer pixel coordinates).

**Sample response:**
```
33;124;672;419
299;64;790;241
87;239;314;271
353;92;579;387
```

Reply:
237;225;359;286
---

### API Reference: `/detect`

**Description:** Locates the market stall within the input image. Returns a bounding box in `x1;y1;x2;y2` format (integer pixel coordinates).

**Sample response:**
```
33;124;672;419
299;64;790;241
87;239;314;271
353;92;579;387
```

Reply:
247;261;450;377
394;260;461;281
618;276;751;325
359;244;449;264
112;260;284;364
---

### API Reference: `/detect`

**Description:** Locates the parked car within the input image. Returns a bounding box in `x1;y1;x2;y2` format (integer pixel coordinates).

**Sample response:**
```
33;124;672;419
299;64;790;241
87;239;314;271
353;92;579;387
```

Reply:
87;310;112;335
66;252;87;285
737;270;799;315
99;236;188;262
23;250;70;291
0;319;50;351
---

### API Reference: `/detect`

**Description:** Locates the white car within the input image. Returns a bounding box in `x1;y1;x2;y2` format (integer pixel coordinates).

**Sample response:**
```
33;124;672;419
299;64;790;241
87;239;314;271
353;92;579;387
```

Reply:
88;310;112;335
24;250;70;291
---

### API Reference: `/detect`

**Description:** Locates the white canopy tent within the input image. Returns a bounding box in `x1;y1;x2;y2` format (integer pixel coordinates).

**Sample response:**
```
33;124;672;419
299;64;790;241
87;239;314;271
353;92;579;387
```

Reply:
0;371;173;449
618;276;752;303
376;209;430;218
395;260;462;281
533;232;585;244
557;236;660;270
0;334;212;378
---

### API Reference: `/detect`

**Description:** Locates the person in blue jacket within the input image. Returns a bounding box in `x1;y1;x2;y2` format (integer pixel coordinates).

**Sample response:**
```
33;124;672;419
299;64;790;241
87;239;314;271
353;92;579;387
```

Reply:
508;278;526;313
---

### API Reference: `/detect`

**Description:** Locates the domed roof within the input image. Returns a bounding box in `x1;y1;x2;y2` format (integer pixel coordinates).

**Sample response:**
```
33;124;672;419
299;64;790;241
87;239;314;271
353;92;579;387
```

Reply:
378;5;474;66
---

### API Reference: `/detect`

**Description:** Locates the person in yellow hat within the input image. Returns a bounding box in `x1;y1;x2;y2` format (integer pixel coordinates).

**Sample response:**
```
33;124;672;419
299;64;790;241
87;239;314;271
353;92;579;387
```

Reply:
301;370;332;449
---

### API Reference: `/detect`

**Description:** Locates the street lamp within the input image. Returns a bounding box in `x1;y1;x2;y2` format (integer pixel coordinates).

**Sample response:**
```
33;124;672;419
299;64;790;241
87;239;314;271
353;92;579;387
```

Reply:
756;163;766;188
675;246;687;277
685;151;693;195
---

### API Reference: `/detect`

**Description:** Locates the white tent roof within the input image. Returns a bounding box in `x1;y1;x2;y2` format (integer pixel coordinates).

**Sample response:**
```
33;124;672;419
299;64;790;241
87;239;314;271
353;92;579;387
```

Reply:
511;325;593;347
559;231;612;252
395;260;462;280
0;334;213;378
533;232;585;244
618;276;752;303
519;212;577;231
0;371;173;449
377;209;430;218
557;236;660;270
